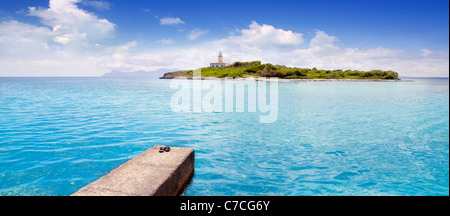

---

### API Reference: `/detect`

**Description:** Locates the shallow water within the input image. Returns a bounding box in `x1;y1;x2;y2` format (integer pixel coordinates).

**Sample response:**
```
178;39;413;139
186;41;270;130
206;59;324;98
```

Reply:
0;77;448;196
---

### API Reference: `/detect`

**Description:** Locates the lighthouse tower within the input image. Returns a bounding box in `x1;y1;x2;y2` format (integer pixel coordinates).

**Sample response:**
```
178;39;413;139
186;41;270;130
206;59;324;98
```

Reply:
210;51;230;67
218;51;223;63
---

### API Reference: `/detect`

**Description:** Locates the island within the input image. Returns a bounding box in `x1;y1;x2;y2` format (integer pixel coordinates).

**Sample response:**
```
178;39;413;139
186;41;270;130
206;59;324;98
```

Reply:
160;61;400;80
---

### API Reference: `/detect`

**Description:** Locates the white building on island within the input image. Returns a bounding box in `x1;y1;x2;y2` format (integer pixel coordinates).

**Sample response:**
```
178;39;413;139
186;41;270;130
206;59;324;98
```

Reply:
210;51;231;67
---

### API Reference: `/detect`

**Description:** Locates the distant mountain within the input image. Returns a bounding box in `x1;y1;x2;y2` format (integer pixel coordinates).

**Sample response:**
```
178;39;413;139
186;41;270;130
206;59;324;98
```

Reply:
102;69;180;78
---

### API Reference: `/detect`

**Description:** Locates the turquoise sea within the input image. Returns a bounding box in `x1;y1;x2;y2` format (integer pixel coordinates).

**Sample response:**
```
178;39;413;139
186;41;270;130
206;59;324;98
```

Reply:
0;77;448;196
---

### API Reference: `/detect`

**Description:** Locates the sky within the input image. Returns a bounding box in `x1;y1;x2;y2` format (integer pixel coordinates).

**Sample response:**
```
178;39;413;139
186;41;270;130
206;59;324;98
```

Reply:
0;0;448;77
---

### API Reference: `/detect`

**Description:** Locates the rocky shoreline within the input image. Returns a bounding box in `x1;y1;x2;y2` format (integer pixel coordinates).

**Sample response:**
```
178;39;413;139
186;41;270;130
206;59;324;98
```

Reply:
160;70;191;79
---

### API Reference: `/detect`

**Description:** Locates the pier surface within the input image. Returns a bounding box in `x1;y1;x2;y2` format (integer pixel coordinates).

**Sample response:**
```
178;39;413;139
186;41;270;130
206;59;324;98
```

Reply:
72;146;194;196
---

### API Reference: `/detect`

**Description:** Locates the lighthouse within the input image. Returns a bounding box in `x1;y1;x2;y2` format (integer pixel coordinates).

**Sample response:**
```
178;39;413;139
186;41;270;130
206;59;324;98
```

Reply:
210;51;230;67
218;51;223;63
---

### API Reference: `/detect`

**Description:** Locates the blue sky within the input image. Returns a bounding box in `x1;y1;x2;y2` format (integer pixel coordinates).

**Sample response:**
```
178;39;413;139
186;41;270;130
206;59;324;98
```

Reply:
0;0;448;77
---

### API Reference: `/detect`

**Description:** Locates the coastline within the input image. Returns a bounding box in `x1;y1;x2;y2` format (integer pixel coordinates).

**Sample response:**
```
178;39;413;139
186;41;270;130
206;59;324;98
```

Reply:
160;76;406;82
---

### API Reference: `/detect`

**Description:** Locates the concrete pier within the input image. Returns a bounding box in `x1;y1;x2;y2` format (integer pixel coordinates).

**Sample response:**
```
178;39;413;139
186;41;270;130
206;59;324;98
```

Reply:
72;146;194;196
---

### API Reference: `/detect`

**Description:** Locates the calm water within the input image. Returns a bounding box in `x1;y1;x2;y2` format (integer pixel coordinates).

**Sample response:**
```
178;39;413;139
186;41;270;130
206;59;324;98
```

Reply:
0;77;448;196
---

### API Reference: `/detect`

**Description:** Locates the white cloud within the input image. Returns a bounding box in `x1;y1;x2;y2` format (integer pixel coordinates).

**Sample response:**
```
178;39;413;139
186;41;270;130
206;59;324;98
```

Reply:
157;38;175;45
217;21;304;50
159;17;185;25
421;49;434;57
27;0;115;44
105;48;210;72
0;20;55;58
187;29;208;41
0;0;117;76
0;2;448;78
308;30;339;54
112;22;448;77
53;34;72;44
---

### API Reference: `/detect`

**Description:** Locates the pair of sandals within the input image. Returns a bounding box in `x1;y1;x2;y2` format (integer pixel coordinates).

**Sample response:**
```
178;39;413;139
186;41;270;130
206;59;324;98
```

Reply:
159;146;171;153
